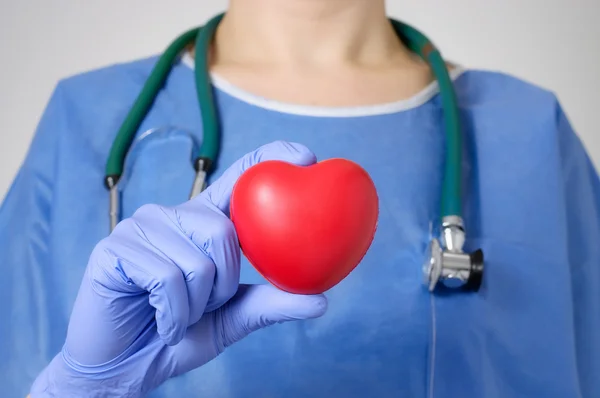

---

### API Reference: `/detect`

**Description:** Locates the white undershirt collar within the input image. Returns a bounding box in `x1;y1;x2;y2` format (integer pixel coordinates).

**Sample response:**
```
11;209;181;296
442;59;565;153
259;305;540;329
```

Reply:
181;53;466;118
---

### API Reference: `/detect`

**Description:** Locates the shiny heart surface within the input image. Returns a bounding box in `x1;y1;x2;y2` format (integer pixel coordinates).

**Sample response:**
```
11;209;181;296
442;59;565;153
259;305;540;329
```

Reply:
230;159;379;294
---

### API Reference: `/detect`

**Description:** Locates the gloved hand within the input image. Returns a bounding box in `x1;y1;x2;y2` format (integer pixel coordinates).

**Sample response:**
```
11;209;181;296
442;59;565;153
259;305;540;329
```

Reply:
30;141;327;398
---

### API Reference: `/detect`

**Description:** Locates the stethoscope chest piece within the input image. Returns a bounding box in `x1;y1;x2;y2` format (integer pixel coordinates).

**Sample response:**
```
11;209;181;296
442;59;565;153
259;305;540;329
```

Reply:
423;216;484;292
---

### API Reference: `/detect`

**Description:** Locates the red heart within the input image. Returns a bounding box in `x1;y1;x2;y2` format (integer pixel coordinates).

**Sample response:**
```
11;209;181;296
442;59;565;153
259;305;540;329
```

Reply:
230;158;379;294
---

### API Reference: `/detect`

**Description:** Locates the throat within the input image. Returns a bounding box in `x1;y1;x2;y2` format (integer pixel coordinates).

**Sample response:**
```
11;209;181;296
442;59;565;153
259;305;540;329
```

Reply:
208;60;436;108
189;0;453;108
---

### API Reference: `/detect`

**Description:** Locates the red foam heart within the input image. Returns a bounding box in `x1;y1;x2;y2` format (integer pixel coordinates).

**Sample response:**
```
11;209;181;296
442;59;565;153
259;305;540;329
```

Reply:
230;158;379;294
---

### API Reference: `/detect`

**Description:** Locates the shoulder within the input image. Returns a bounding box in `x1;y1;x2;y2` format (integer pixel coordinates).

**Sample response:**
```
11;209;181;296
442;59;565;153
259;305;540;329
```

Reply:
453;68;591;170
456;69;560;118
455;68;560;113
54;55;161;104
453;68;569;138
28;55;175;171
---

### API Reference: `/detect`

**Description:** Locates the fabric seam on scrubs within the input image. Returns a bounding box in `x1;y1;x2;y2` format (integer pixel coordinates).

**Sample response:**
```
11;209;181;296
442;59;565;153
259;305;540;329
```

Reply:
180;52;467;118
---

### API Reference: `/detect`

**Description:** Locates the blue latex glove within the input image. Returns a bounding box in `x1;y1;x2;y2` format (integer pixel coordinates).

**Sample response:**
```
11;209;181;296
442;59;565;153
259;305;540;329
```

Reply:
30;141;328;398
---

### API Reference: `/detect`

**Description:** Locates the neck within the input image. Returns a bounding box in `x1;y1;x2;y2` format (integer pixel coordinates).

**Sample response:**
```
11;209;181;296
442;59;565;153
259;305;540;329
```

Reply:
212;0;412;68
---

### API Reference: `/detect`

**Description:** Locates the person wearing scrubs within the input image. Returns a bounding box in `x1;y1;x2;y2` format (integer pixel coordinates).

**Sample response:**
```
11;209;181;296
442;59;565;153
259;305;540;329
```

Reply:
3;1;599;397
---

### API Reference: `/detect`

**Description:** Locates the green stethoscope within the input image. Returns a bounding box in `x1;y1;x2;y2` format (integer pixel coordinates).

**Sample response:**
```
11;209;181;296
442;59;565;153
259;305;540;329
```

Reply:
103;12;484;293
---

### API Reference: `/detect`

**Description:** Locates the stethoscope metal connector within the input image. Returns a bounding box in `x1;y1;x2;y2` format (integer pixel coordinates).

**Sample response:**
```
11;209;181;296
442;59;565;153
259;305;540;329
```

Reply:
423;216;484;292
190;157;211;199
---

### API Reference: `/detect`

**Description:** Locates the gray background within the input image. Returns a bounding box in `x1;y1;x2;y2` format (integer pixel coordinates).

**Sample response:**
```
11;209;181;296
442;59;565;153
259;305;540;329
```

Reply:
1;0;599;199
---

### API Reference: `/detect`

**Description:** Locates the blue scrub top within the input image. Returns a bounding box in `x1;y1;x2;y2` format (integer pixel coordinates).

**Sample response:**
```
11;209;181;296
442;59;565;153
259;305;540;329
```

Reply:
1;54;599;397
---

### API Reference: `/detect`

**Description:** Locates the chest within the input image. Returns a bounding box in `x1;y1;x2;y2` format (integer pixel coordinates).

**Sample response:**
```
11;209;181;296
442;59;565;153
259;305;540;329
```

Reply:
48;101;579;397
54;103;566;281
